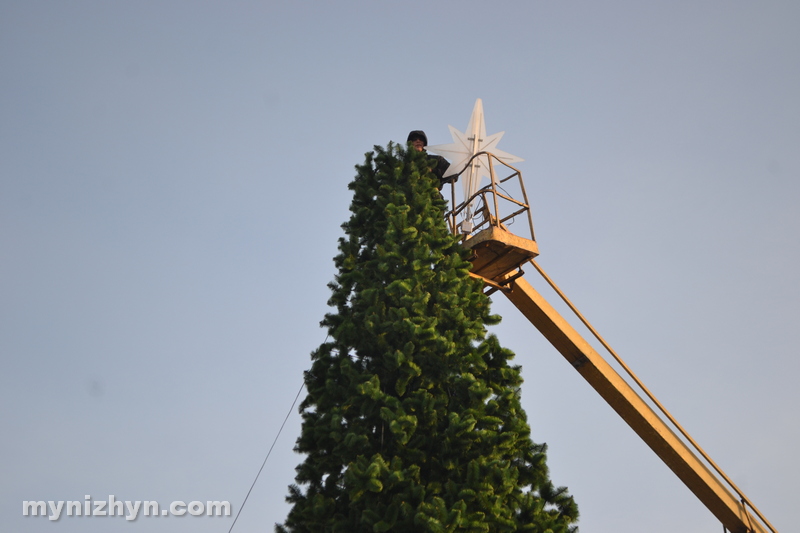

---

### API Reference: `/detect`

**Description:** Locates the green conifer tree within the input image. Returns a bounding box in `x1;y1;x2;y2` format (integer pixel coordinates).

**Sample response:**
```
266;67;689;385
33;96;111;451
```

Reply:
277;143;578;533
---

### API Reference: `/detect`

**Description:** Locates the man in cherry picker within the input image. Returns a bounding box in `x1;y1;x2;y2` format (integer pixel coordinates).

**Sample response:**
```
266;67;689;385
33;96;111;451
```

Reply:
407;130;453;188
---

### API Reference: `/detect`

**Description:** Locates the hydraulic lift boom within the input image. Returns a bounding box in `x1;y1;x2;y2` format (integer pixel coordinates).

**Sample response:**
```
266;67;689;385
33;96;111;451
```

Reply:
500;274;769;533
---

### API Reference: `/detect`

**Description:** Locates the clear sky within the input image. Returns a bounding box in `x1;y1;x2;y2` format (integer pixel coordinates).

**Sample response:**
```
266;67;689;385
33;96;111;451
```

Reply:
2;2;797;532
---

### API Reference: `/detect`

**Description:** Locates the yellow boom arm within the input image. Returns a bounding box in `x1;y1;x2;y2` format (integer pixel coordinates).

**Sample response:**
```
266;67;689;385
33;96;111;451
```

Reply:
501;274;769;533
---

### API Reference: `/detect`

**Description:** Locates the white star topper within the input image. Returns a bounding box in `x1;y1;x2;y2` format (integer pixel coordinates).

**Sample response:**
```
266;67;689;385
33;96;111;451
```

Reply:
427;98;523;202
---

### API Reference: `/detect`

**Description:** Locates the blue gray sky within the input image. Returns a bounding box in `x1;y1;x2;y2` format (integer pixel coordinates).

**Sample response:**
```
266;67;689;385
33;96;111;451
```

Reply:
2;2;797;532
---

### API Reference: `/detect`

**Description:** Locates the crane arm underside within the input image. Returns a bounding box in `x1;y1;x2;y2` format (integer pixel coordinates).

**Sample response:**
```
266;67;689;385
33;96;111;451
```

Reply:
501;274;771;533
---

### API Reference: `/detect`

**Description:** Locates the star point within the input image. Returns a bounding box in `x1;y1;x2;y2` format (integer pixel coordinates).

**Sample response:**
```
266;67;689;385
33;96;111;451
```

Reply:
427;99;523;204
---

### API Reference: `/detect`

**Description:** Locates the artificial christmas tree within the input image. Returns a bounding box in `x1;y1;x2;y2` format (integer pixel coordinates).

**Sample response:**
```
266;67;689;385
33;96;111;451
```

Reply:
277;143;578;533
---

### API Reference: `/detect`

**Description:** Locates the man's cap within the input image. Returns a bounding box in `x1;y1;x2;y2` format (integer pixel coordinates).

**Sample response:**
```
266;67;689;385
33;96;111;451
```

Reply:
407;130;428;146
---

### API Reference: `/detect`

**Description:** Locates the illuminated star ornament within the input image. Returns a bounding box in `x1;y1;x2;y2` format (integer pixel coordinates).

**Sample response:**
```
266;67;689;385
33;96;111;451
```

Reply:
427;98;523;206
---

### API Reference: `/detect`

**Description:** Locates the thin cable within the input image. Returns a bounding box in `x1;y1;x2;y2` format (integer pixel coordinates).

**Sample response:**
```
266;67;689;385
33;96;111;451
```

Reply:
227;380;306;533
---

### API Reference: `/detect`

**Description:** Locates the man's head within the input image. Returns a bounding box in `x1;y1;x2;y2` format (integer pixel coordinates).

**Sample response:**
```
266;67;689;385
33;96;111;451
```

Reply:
407;130;427;152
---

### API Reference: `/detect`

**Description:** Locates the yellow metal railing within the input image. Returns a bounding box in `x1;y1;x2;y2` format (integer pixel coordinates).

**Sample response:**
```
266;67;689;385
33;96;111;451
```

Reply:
443;152;536;243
